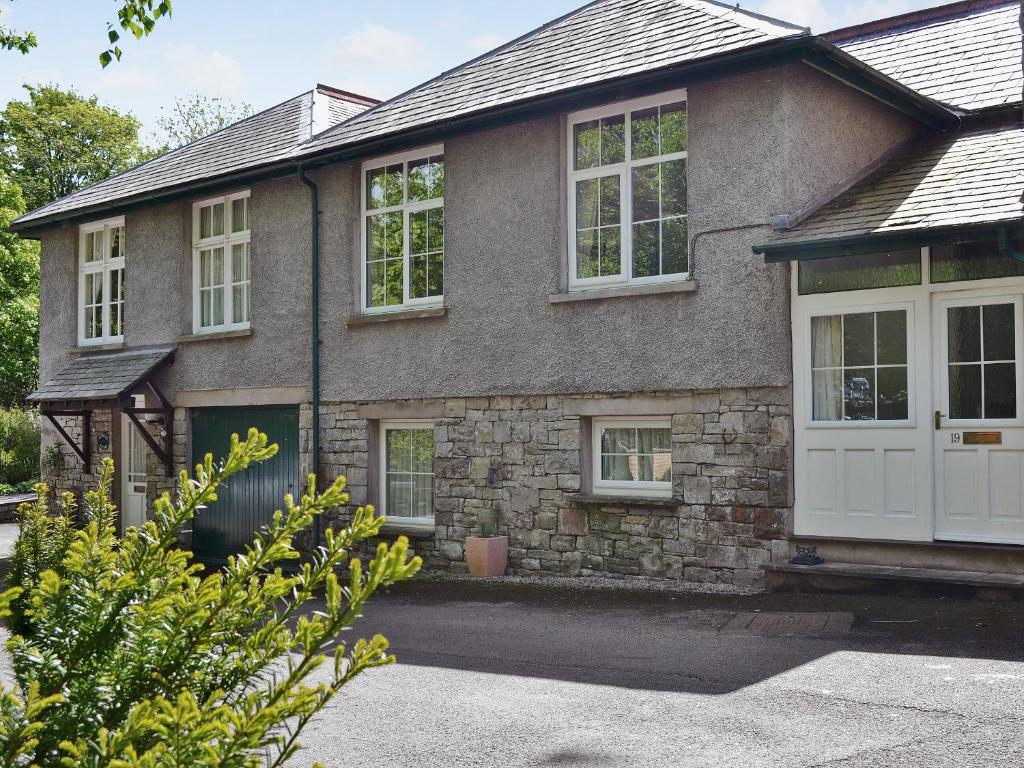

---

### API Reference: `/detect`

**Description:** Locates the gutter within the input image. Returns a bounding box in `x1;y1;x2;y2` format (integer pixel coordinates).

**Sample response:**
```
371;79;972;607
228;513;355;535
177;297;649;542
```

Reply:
9;35;955;237
297;164;321;549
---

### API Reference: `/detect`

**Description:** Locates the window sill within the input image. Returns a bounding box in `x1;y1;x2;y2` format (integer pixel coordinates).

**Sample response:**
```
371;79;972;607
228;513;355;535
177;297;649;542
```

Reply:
346;306;447;327
72;341;126;355
550;280;696;304
178;328;253;344
568;493;678;508
381;520;436;537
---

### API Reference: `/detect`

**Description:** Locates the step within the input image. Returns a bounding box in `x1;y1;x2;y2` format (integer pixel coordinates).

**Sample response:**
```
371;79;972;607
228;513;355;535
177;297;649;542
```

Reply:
765;561;1024;600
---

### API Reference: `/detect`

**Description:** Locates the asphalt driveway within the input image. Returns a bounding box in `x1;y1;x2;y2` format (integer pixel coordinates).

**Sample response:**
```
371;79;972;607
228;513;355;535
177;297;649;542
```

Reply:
295;580;1024;768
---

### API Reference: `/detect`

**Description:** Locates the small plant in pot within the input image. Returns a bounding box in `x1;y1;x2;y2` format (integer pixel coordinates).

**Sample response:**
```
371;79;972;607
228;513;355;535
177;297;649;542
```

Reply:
465;506;509;577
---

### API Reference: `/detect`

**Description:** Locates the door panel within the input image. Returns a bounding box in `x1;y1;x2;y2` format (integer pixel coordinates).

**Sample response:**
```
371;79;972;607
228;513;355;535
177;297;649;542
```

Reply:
934;292;1024;543
121;414;148;530
190;406;299;563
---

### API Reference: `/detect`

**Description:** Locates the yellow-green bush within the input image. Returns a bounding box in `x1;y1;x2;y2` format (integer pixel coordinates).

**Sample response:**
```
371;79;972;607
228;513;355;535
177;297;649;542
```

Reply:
0;407;39;486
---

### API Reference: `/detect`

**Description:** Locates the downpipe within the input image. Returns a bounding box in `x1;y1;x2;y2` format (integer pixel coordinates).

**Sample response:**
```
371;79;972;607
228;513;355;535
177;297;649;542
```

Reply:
298;164;321;549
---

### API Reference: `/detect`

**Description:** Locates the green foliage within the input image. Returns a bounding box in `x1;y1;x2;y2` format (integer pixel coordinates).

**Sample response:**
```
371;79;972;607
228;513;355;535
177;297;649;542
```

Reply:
101;0;172;67
0;177;39;406
0;85;150;211
155;93;254;151
0;428;421;766
0;480;36;495
0;408;38;486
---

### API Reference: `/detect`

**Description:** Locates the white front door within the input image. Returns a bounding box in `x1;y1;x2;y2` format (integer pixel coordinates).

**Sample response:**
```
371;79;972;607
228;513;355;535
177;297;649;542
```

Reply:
934;289;1024;543
121;414;148;529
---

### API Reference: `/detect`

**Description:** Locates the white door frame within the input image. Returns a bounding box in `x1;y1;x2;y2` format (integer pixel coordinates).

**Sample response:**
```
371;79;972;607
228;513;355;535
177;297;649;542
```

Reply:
121;397;148;530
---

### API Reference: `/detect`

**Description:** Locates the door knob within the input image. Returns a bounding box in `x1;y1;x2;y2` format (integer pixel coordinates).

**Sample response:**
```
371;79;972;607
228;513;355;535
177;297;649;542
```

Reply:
934;411;947;430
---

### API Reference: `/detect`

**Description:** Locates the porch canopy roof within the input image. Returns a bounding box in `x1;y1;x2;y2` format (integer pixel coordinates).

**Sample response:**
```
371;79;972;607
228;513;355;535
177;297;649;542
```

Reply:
753;123;1024;262
28;346;175;413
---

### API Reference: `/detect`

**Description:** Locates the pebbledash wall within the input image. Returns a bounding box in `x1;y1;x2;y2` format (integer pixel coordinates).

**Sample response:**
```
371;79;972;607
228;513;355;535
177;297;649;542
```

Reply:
316;388;791;585
36;62;915;585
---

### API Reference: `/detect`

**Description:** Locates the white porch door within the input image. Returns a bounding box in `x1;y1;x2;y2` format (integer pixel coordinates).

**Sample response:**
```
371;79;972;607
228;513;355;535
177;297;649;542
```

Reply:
121;414;148;529
934;289;1024;543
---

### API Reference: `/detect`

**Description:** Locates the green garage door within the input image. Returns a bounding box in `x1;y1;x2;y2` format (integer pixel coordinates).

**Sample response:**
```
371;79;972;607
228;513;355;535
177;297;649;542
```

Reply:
191;406;299;563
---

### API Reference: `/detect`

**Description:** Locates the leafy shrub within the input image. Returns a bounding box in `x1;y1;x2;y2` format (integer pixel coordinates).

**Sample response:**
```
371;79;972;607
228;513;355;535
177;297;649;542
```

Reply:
0;407;39;486
0;428;420;766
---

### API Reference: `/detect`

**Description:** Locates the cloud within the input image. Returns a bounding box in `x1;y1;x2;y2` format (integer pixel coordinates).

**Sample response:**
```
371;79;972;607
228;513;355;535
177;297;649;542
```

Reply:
465;33;507;56
323;23;426;101
163;43;246;99
749;0;921;33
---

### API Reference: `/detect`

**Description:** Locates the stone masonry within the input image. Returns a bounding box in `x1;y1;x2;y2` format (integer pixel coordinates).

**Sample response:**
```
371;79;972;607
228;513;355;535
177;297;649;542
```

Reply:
319;386;792;587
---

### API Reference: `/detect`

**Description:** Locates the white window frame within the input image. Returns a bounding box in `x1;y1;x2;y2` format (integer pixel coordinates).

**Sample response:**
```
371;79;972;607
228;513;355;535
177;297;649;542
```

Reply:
78;216;126;346
567;89;689;291
804;301;916;428
591;416;673;498
379;420;436;529
191;190;251;334
360;145;445;314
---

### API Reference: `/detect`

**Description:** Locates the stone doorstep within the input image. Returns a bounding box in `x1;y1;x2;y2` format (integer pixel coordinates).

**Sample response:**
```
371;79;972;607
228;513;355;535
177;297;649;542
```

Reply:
766;561;1024;590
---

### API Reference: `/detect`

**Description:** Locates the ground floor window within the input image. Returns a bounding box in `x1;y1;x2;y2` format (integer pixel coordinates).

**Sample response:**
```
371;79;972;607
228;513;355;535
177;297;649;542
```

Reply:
380;421;435;524
592;417;672;497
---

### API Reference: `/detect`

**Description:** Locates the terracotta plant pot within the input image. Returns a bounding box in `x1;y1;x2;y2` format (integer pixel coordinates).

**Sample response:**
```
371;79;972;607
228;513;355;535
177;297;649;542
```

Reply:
465;535;509;577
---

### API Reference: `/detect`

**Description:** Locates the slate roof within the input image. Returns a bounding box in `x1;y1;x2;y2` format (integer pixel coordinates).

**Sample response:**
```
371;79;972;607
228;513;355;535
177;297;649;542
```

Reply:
301;0;806;154
761;125;1024;250
12;87;373;227
831;0;1022;112
28;347;175;405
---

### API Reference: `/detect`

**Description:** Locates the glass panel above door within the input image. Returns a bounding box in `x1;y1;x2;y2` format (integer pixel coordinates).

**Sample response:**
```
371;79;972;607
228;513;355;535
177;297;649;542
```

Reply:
931;236;1024;283
798;249;921;295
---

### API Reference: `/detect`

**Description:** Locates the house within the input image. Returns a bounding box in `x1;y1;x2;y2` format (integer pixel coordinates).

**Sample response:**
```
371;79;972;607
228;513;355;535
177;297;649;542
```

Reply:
11;0;1024;587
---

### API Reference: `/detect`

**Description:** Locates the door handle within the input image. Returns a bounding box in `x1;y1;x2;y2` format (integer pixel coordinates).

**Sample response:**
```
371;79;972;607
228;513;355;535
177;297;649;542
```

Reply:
934;411;947;430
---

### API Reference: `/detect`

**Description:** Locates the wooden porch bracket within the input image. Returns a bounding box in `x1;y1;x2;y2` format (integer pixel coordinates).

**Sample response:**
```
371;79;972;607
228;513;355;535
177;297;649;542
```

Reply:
44;411;91;468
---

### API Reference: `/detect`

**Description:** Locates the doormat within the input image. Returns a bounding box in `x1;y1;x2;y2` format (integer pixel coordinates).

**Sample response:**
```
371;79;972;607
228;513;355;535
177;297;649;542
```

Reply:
721;612;854;636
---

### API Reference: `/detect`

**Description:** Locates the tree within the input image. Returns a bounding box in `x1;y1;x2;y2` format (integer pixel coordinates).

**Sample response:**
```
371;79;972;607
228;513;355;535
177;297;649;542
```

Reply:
1;0;171;67
0;85;151;211
0;176;39;406
1;429;421;766
156;93;255;150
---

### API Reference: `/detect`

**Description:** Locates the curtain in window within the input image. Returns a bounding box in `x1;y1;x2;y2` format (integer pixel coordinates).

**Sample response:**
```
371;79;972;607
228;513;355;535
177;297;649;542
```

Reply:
811;315;843;421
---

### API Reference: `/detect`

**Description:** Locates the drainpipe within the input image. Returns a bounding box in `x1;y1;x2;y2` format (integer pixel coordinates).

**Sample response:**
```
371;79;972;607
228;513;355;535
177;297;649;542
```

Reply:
997;227;1024;263
298;163;321;549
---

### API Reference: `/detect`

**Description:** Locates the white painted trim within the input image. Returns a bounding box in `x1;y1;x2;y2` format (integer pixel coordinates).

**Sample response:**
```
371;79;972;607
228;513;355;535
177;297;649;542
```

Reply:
360;145;445;315
191;191;251;334
78;217;126;347
566;89;690;292
591;416;673;498
378;419;436;524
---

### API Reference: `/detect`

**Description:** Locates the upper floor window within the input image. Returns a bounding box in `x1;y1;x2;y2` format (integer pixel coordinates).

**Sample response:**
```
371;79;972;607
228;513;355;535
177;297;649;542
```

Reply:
192;191;250;333
568;91;688;290
362;146;444;313
78;217;125;345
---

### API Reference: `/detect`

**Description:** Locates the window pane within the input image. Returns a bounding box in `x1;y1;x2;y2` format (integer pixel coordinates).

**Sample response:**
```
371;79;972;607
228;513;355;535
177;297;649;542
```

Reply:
632;221;659;279
409;209;444;301
876;311;907;365
412;429;434;473
408;156;444;202
200;206;212;239
631;165;659;222
232;242;250;283
985;363;1016;419
600;115;625;165
599;175;620;226
662;217;688;275
602;427;636;454
109;269;123;337
661;159;686;216
811;315;842;369
576;229;598;279
574;120;600;170
385;258;404;306
366;212;403;308
949;364;982;419
232;284;248;324
948;306;981;363
877;367;909;420
812;368;842;421
600;228;621;277
211;203;224;237
931;237;1024;283
576;178;599;230
83;232;100;263
110;226;124;260
983;303;1015;361
231;198;248;233
843;313;875;367
601;454;634;482
631;107;659;160
798;249;922;295
844;368;875;420
660;102;687;154
367;164;403;209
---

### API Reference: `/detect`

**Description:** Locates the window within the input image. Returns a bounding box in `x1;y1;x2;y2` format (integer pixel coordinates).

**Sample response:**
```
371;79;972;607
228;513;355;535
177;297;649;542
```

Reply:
931;235;1024;284
568;91;688;289
192;192;250;332
380;422;435;524
362;147;444;312
592;418;673;497
810;309;910;422
946;301;1018;420
798;249;922;295
78;217;126;345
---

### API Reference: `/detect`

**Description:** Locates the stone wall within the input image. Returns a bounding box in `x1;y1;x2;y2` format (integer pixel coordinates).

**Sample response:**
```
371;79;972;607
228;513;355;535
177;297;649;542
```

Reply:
318;386;792;586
